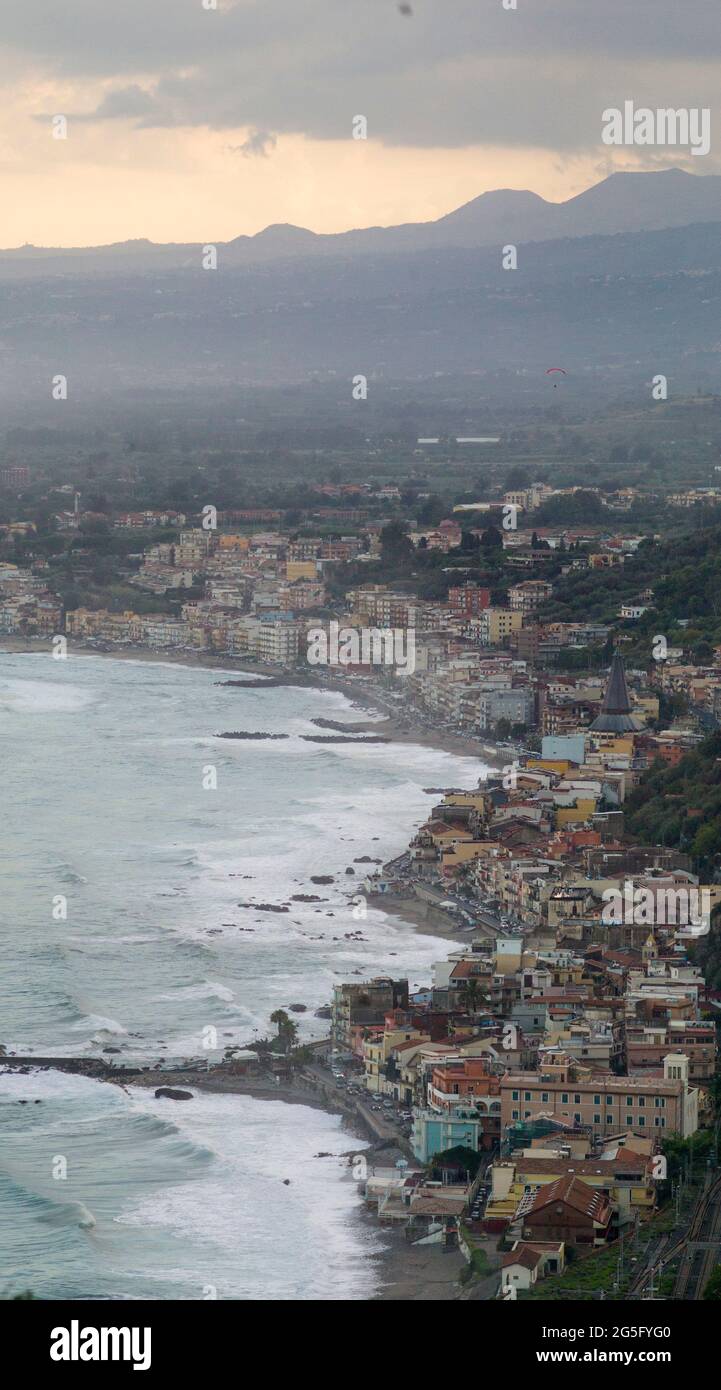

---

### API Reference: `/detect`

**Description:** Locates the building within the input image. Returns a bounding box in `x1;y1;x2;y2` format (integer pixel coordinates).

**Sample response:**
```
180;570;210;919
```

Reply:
411;1110;488;1163
447;584;491;617
478;608;523;647
508;580;553;614
590;653;643;734
501;1242;565;1291
500;1053;699;1139
479;686;534;732
331;978;409;1051
256;618;299;664
521;1174;613;1248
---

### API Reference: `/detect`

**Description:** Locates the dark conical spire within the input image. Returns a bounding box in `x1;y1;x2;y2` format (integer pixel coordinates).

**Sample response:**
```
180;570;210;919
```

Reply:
601;651;632;714
590;652;641;733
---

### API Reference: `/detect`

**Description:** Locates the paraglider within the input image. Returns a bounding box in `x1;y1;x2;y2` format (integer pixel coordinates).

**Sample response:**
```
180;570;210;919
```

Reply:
545;367;567;388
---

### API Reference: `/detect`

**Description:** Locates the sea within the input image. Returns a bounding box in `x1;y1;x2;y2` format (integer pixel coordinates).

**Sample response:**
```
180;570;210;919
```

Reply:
0;652;483;1300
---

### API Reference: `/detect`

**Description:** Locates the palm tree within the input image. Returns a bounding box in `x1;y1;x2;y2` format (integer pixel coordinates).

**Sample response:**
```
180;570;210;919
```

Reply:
269;1009;299;1053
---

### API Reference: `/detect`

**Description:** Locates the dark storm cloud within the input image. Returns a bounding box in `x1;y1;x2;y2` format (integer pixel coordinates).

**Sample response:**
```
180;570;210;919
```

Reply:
4;0;721;152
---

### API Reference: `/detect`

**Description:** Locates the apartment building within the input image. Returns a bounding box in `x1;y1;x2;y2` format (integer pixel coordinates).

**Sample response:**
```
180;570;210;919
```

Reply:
331;978;409;1050
508;580;553;613
478;608;523;647
256;618;300;664
447;584;491;617
500;1053;698;1138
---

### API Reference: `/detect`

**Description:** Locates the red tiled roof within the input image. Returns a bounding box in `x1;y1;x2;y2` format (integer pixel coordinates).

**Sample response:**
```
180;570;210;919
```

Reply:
502;1246;542;1271
526;1174;612;1223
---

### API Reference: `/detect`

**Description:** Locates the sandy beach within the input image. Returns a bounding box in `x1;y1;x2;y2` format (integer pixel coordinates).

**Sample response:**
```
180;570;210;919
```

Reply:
118;1065;468;1300
0;634;502;762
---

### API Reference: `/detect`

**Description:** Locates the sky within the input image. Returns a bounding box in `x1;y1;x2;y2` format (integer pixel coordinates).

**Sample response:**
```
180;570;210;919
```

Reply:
0;0;720;247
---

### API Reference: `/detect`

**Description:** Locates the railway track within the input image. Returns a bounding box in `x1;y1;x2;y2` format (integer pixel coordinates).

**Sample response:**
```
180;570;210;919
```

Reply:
627;1173;721;1300
674;1174;721;1301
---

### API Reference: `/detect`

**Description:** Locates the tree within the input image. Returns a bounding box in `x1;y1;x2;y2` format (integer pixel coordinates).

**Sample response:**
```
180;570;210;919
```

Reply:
505;466;530;490
462;979;481;1013
703;1268;721;1300
692;823;721;864
269;1009;299;1053
379;521;414;571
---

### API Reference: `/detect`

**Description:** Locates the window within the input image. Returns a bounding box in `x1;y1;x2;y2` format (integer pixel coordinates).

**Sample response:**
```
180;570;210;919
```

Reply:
638;1097;645;1108
626;1096;633;1106
655;1097;666;1109
574;1094;581;1104
606;1095;613;1106
542;1093;549;1104
561;1092;569;1104
512;1109;519;1120
638;1116;645;1127
512;1090;519;1102
524;1110;531;1119
574;1113;582;1124
524;1091;531;1101
594;1113;601;1125
594;1095;600;1106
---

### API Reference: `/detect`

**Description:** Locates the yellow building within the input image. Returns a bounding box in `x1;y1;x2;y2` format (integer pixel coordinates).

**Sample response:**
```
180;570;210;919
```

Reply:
218;534;250;550
555;798;597;829
363;1028;428;1095
482;608;523;645
286;560;318;581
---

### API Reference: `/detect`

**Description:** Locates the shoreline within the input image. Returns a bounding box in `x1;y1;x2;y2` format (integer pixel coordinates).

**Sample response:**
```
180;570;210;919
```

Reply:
134;1069;463;1296
0;634;502;762
2;1057;464;1300
2;634;480;1300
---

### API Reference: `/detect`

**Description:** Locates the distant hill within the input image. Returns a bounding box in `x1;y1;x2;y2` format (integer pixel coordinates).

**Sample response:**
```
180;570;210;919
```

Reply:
3;169;721;276
544;523;721;642
0;211;720;399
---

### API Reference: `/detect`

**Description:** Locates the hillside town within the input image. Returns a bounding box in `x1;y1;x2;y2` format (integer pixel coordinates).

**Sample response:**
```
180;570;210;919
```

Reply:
319;651;719;1297
4;485;721;1300
3;480;721;751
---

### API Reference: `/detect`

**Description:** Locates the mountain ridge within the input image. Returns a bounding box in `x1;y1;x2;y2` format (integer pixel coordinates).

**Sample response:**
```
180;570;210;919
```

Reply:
4;169;721;273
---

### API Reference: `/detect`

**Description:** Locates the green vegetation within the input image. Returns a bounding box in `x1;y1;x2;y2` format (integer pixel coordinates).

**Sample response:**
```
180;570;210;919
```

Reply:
269;1009;299;1054
520;1174;707;1301
624;731;721;875
543;522;721;661
660;1130;715;1185
703;1268;721;1300
458;1235;491;1284
431;1145;483;1179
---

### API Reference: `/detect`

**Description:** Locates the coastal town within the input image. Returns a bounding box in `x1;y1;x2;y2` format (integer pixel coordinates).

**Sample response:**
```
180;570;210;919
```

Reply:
4;0;721;1347
4;473;721;1302
306;633;718;1300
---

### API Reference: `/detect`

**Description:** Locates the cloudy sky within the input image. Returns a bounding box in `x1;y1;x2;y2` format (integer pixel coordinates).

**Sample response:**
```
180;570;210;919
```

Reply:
1;0;719;246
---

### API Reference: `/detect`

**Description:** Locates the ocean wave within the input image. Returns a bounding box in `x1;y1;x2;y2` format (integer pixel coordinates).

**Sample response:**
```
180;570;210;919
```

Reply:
70;1013;128;1036
0;677;96;715
149;981;235;1004
37;1199;98;1232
